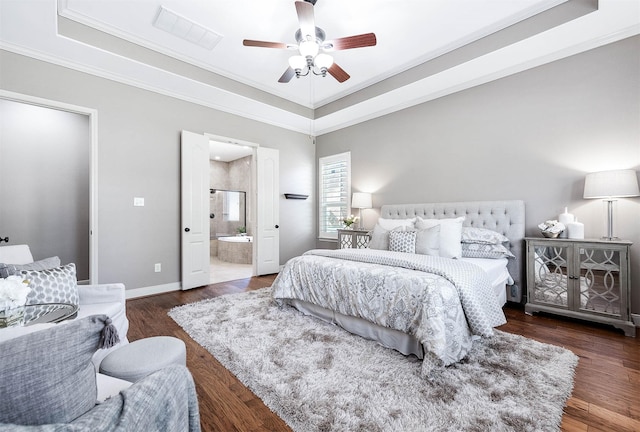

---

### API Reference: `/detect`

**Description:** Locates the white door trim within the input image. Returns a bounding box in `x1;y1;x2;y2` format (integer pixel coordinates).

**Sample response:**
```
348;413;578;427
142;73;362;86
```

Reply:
0;89;99;283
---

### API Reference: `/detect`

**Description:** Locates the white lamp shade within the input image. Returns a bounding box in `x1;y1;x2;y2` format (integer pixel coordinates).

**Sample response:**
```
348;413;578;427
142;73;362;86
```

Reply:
351;192;372;209
288;55;306;70
583;169;640;199
314;53;333;69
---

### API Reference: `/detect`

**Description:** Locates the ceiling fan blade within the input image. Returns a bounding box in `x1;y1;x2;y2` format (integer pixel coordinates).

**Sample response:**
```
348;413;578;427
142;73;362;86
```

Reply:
328;63;350;83
243;39;291;49
323;33;377;51
278;67;296;83
295;1;315;41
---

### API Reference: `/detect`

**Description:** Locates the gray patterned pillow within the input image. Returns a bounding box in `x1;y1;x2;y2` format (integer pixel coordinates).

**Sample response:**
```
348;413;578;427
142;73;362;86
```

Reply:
389;230;417;254
0;256;61;278
461;243;514;259
21;263;79;306
461;227;509;245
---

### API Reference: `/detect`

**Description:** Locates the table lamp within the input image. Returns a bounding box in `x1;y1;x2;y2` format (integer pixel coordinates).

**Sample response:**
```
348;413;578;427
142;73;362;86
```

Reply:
351;192;372;229
583;169;639;240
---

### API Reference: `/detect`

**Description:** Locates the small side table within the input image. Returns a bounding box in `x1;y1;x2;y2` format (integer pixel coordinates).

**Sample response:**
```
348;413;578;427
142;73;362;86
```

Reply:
0;303;78;329
524;237;634;337
337;229;370;249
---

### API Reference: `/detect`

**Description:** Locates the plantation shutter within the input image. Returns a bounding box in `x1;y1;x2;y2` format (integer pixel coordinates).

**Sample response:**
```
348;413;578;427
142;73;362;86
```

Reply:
318;152;351;239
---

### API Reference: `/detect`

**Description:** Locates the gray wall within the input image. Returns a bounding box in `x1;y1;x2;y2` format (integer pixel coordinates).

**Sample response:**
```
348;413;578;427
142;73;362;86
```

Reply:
0;50;316;290
316;35;640;313
0;99;90;279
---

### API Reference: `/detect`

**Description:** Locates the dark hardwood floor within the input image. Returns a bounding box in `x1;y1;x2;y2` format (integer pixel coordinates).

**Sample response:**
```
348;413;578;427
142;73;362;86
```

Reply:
126;276;640;432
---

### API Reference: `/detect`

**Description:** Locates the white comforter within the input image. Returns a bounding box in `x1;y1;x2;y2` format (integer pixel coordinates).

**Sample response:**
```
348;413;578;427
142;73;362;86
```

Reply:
272;248;506;376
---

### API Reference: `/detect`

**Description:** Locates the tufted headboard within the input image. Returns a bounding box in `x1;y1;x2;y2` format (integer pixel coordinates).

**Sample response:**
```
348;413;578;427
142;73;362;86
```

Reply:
380;200;526;301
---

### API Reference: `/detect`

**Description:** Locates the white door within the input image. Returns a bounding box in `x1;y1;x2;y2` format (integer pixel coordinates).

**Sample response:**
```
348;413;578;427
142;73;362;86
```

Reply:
181;130;210;289
256;147;280;275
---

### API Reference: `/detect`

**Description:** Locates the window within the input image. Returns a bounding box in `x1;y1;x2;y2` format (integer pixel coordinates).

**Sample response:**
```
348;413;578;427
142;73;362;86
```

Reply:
318;152;351;239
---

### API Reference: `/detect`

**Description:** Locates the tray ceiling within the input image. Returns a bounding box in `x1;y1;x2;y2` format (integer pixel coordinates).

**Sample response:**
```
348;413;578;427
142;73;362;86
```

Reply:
1;0;638;134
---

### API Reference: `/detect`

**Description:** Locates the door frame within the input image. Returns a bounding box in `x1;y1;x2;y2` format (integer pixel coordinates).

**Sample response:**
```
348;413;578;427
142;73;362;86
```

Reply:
0;90;99;283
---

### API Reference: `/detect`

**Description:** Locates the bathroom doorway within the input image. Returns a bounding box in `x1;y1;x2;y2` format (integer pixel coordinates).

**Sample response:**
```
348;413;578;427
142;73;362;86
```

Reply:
208;139;255;283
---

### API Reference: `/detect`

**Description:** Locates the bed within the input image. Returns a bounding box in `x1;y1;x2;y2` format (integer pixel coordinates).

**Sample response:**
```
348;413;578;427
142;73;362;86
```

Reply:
272;200;525;376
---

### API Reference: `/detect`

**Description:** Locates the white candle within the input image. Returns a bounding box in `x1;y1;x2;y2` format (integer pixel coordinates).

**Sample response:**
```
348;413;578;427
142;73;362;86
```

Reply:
567;218;584;239
558;207;574;239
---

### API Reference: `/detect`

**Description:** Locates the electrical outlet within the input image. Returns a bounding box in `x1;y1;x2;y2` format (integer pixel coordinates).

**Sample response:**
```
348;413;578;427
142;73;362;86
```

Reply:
134;197;145;207
154;263;161;272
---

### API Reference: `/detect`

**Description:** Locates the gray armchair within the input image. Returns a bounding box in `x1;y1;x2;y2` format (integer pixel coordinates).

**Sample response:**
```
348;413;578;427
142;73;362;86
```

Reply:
0;244;129;368
0;316;200;432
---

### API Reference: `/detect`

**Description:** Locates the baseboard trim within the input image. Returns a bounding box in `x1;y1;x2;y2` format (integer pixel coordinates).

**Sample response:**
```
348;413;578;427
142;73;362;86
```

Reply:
125;282;181;299
632;313;640;327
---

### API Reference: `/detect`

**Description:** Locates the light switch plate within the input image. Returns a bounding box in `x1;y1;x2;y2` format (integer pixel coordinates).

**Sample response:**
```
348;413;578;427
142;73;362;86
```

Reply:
134;197;144;206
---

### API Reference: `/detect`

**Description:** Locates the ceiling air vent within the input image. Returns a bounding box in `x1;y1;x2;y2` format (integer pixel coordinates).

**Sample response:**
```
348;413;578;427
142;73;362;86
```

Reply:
153;6;222;50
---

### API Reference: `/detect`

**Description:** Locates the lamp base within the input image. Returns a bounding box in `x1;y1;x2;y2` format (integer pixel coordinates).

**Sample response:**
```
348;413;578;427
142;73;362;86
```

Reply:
601;236;620;241
604;199;616;241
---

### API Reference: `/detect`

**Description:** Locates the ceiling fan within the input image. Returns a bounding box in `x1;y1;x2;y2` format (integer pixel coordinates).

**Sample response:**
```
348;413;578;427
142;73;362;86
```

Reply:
242;0;377;83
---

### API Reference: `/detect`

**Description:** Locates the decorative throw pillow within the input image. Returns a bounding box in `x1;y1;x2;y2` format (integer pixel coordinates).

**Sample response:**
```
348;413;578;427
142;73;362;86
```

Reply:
21;263;79;306
412;225;440;257
376;217;416;231
389;230;417;254
416;216;465;259
368;224;403;250
461;227;509;245
0;315;112;425
461;243;515;259
0;256;61;278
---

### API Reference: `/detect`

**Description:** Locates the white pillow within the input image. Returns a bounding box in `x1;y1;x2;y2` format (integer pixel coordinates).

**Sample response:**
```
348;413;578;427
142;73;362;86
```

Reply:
416;216;465;259
377;217;416;231
413;225;440;257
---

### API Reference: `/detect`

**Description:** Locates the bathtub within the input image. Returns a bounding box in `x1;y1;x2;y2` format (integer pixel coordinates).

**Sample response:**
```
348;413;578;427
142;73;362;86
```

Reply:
217;236;253;264
219;236;253;243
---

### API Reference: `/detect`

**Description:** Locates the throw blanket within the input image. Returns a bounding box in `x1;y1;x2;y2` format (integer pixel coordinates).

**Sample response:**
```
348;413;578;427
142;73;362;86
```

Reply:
272;248;506;376
0;366;200;432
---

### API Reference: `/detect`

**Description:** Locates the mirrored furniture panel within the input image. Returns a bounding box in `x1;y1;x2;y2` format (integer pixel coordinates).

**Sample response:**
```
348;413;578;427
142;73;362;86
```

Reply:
525;237;634;337
337;229;370;249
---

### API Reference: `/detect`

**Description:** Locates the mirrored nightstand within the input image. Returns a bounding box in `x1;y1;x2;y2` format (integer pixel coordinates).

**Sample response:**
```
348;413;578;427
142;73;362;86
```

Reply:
337;229;370;249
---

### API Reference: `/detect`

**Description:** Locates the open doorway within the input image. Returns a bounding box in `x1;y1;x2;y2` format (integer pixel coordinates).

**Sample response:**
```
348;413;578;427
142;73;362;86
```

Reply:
208;139;255;283
0;91;98;283
182;131;279;289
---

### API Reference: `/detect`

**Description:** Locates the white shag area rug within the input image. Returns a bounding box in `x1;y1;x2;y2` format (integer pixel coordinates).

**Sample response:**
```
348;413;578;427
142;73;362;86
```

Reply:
169;288;578;432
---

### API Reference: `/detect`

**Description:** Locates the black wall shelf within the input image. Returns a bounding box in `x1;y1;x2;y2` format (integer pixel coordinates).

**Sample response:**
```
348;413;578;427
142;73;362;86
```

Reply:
284;193;308;200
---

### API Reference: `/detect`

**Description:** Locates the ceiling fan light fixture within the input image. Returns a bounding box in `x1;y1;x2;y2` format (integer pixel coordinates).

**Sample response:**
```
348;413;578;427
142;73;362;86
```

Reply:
299;40;319;58
244;1;376;83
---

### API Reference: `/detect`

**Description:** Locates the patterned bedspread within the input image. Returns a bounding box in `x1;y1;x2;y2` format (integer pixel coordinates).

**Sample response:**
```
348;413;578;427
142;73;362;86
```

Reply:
271;248;506;376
